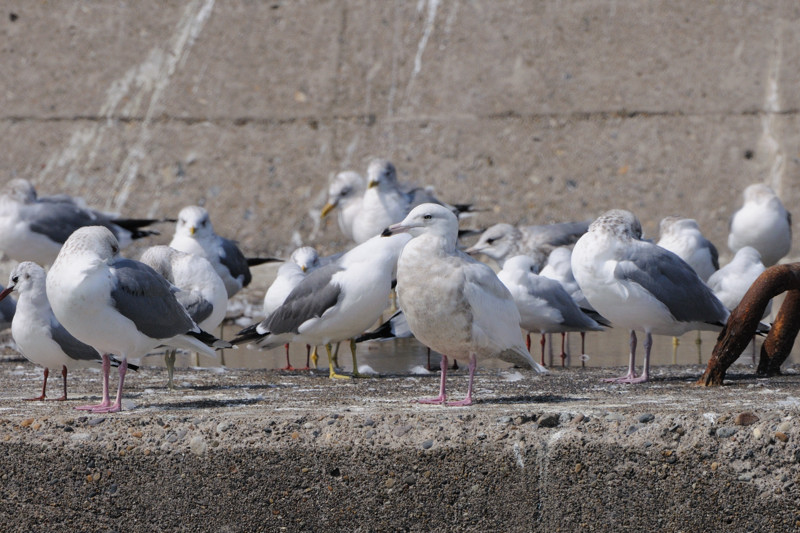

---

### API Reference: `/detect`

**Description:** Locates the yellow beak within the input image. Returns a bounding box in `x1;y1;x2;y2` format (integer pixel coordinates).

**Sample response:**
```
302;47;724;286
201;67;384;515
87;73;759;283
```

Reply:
189;226;196;235
367;180;378;189
320;202;336;218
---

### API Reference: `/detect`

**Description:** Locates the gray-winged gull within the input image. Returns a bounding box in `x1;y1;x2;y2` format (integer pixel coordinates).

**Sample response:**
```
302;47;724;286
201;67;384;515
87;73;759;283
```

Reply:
140;245;228;388
466;220;590;269
498;255;607;367
46;226;231;412
383;203;547;406
571;209;729;383
728;183;791;267
169;205;280;298
320;171;366;243
0;262;135;401
234;233;411;379
0;178;163;265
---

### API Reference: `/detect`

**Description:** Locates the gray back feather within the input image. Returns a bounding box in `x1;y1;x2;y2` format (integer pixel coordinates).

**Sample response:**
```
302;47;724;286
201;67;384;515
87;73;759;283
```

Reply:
264;263;343;335
50;321;101;362
219;237;252;287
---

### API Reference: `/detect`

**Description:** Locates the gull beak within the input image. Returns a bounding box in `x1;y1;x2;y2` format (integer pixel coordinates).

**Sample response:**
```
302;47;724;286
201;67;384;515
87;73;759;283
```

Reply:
320;202;336;219
189;226;196;235
382;222;408;237
367;180;378;189
0;285;14;302
463;245;481;255
301;265;307;273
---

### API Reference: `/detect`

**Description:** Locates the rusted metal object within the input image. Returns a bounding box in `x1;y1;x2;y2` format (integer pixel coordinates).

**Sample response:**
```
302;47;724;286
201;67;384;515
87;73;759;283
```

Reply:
697;263;800;386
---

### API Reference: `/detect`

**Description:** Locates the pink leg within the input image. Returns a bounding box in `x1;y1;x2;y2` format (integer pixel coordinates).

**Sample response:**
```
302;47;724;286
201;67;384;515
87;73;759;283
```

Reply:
418;355;447;404
540;334;546;366
526;333;531;352
49;365;69;401
447;354;477;406
620;332;653;384
603;330;639;383
92;358;127;413
76;354;112;411
25;367;48;401
281;343;295;371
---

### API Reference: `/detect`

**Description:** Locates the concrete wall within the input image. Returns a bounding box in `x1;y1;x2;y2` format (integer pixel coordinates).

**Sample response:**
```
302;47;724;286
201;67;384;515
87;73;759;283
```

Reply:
2;1;799;259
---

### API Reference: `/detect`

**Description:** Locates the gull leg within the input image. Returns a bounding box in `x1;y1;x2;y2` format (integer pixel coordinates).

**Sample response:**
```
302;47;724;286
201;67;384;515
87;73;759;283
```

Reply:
560;332;567;367
25;367;48;401
165;350;177;390
621;332;653;384
310;346;319;369
332;342;341;368
49;365;69;401
326;343;350;380
604;330;639;383
349;339;363;378
447;353;477;406
540;334;546;366
93;358;128;413
281;343;295;371
300;344;312;371
695;330;702;364
526;333;531;352
580;332;587;368
418;355;447;404
76;354;112;410
426;347;432;371
671;336;679;364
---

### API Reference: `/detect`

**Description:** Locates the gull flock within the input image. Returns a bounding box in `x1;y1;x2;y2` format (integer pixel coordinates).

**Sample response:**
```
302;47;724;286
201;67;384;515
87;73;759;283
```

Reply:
0;166;792;410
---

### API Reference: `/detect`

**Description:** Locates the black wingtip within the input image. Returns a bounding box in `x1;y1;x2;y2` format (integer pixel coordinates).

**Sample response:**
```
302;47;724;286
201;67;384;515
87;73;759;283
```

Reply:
381;227;393;237
231;323;267;346
187;329;234;350
247;257;283;266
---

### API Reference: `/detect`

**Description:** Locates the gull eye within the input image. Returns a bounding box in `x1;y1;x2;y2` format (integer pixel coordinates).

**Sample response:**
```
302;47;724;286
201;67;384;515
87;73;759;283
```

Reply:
486;238;496;245
11;276;18;284
423;214;432;220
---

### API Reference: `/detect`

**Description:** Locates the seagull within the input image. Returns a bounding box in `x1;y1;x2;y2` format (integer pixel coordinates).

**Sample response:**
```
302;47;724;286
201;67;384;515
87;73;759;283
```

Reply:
498;255;607;367
657;216;719;282
322;159;475;244
571;209;729;383
657;216;720;361
466;220;590;269
169;205;281;298
707;246;770;313
46;226;231;412
320;171;366;242
383;203;548;406
139;245;228;388
262;246;324;370
0;262;136;401
728;183;792;266
233;233;411;379
0;178;164;265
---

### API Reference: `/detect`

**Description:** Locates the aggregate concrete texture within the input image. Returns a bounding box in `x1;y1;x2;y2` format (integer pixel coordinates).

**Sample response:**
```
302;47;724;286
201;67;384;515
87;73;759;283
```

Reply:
1;1;799;259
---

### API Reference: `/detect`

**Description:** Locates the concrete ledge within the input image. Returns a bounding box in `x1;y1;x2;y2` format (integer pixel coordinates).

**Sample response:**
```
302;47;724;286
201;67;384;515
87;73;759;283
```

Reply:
1;361;798;531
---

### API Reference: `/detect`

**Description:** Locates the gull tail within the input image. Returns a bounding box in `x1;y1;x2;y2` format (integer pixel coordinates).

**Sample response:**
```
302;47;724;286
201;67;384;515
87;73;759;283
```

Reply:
355;311;411;343
112;218;168;240
581;308;612;328
247;257;283;267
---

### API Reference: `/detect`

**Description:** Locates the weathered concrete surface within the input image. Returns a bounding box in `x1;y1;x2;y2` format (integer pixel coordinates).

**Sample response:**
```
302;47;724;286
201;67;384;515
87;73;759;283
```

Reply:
2;1;800;260
0;360;799;531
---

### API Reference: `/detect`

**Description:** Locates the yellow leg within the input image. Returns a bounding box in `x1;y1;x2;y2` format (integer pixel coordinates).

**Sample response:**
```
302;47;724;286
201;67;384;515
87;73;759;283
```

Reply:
350;338;363;378
332;342;341;367
326;343;350;380
310;346;319;368
671;336;679;365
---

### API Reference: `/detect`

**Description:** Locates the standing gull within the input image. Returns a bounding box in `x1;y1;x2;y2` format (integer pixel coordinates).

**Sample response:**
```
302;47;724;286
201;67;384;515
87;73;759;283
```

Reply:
383;204;548;406
169;205;280;298
262;246;324;370
233;233;411;379
466;220;590;269
728;183;791;267
0;178;163;265
320;171;366;243
571;210;729;383
140;245;228;388
0;262;135;401
46;226;231;412
657;216;719;361
498;255;607;367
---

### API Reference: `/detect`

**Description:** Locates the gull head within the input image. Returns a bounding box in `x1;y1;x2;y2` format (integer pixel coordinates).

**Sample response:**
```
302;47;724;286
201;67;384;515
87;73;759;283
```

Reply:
382;203;458;240
321;171;364;218
2;261;46;301
366;158;397;189
658;216;700;239
59;226;121;263
742;183;779;205
589;209;643;241
6;178;37;204
289;246;320;272
464;223;519;262
500;255;539;284
175;205;214;240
